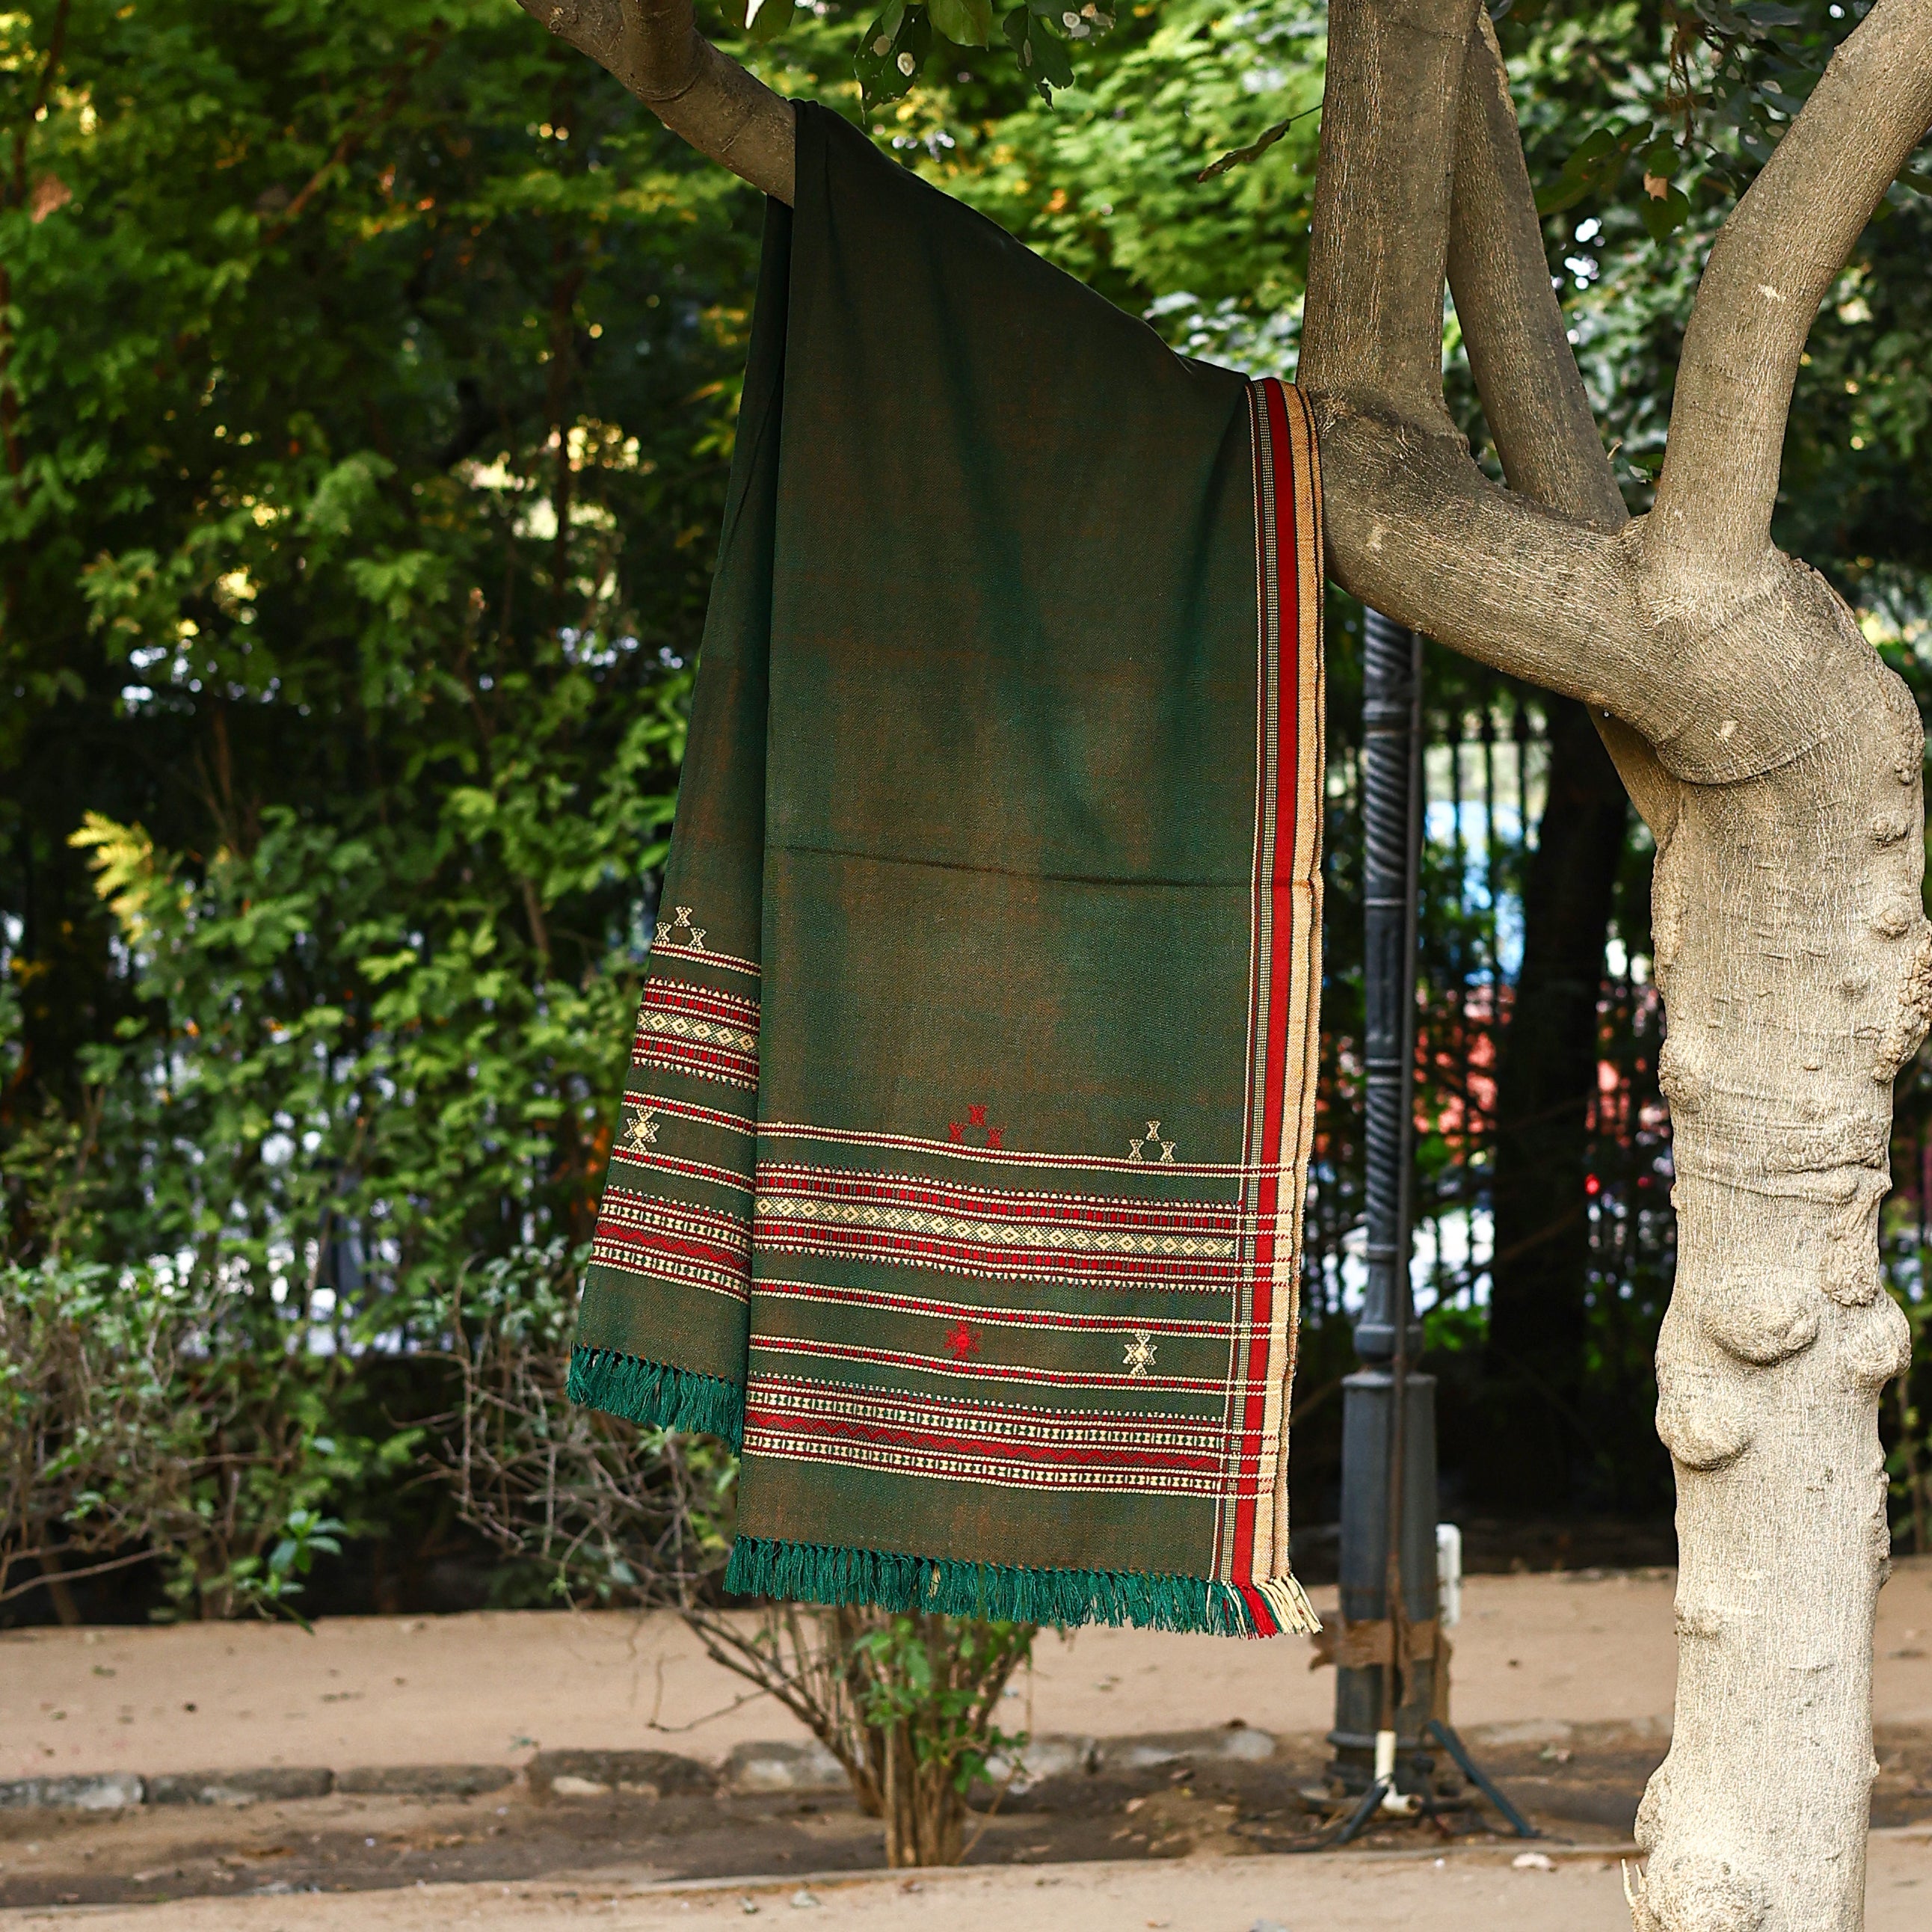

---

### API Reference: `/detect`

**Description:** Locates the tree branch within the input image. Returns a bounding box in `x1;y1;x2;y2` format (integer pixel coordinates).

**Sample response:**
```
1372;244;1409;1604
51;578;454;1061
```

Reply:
1445;16;1623;534
1301;0;1476;438
1651;0;1932;577
1445;16;1680;832
1297;0;1875;781
516;0;796;203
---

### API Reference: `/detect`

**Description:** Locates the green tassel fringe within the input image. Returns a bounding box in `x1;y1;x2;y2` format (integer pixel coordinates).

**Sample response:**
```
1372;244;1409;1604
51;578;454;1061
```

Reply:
724;1533;1280;1637
567;1345;744;1448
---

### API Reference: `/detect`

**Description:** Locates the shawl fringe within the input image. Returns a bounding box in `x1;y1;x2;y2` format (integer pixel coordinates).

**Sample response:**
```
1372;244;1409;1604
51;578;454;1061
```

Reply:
567;1344;745;1449
724;1533;1303;1637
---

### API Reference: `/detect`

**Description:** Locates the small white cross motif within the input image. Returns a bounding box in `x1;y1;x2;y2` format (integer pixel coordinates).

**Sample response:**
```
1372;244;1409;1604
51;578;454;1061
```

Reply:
1127;1119;1177;1163
1123;1329;1157;1379
621;1107;660;1154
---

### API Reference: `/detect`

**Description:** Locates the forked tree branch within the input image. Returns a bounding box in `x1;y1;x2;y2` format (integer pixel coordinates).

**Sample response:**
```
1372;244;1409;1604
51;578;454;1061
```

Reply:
1651;0;1932;578
516;0;796;201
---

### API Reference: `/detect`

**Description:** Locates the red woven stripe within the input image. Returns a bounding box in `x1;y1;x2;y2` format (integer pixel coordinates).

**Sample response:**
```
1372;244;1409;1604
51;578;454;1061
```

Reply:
633;1036;759;1089
751;1332;1232;1395
758;1118;1286;1177
596;1219;745;1269
641;979;762;1029
744;1405;1228;1480
1228;374;1302;1594
613;1147;753;1195
650;939;760;979
592;1186;751;1301
754;1277;1243;1335
621;1092;754;1136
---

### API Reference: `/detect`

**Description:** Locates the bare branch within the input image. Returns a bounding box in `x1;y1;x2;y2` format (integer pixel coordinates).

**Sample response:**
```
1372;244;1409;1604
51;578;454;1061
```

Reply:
1311;420;1661;716
1652;0;1932;576
1301;0;1478;437
516;0;796;203
1445;16;1624;533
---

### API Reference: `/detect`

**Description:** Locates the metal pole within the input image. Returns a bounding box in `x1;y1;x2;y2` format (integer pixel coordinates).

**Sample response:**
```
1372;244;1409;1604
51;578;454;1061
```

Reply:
1329;608;1439;1796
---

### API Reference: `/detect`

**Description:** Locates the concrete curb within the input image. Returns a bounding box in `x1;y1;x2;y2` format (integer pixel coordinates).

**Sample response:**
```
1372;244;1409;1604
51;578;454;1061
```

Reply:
0;1723;1285;1815
0;1715;1707;1817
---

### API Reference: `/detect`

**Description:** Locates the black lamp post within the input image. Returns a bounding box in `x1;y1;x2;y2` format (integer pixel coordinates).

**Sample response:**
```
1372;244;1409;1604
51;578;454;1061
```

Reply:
1329;606;1439;1795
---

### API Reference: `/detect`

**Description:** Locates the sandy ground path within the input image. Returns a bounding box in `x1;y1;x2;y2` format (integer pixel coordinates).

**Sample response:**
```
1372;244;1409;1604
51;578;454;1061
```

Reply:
2;1836;1930;1932
10;1560;1932;1782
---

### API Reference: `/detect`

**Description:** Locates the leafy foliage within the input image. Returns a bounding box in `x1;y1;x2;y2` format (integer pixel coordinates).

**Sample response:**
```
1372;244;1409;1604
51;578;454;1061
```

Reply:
691;1602;1034;1866
837;0;1112;110
1;0;746;1613
1510;0;1930;244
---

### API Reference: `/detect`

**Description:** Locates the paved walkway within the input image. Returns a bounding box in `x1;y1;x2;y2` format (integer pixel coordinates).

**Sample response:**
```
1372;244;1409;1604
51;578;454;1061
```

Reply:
8;1561;1932;1784
4;1838;1930;1932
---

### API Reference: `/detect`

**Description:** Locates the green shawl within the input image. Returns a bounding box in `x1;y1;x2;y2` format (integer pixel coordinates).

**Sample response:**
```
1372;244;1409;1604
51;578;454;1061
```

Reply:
570;103;1325;1639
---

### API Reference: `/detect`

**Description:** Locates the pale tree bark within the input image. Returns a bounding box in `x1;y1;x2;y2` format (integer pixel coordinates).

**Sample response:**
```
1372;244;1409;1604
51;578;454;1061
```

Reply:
517;3;1932;1923
1306;5;1932;1926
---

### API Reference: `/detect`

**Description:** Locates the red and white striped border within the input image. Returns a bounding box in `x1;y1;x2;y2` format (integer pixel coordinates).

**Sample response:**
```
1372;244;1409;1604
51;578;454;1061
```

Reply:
742;1375;1234;1497
591;1185;751;1304
650;938;760;979
1215;378;1323;1636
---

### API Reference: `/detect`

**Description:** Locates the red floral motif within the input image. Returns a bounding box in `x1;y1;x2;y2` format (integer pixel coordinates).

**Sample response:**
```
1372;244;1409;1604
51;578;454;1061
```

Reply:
944;1099;1006;1151
945;1319;979;1359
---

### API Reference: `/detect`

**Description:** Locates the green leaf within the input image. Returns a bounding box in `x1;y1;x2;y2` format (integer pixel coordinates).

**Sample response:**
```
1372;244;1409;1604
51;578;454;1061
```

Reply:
1535;122;1651;215
858;3;932;107
1639;181;1694;242
1003;9;1074;93
1034;28;1074;89
929;0;993;47
745;0;796;45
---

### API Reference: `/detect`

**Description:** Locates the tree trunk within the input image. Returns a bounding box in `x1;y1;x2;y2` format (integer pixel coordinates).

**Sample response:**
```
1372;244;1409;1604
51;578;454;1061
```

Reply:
879;1720;967;1868
1625;734;1920;1931
1296;4;1932;1924
1482;695;1629;1510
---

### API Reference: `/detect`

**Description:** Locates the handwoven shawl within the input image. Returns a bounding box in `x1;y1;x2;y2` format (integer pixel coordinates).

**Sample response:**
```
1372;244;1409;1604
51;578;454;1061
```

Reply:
570;102;1324;1638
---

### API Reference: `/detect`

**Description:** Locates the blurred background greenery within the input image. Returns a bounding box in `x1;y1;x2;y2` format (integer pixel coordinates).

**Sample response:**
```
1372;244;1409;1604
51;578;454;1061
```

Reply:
3;0;1929;1625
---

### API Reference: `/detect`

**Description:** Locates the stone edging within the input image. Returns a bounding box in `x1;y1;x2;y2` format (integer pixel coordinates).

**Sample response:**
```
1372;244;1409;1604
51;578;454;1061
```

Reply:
0;1723;1290;1815
0;1716;1706;1816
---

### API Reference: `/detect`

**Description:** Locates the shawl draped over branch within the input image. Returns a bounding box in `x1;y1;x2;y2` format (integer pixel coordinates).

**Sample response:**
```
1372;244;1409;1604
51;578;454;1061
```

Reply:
570;102;1326;1638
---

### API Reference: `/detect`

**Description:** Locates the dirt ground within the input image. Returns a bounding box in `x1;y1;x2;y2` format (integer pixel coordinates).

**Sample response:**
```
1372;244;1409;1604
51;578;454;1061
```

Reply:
0;1726;1702;1909
1;1836;1930;1932
4;1561;1931;1926
10;1562;1932;1783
